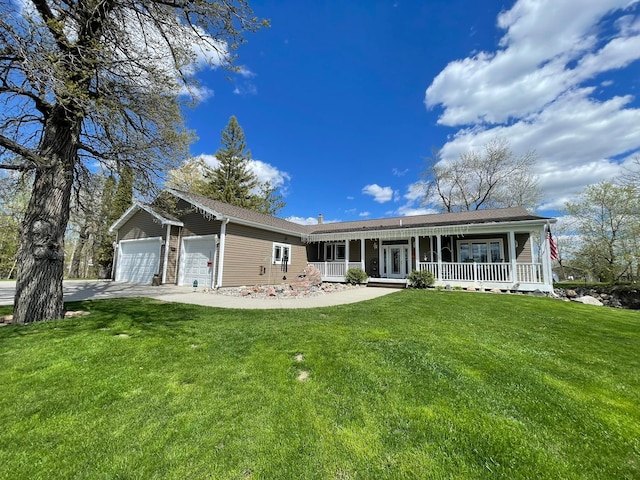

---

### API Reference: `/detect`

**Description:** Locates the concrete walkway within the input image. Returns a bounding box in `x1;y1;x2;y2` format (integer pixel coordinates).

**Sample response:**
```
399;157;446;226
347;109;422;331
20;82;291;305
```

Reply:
0;280;399;309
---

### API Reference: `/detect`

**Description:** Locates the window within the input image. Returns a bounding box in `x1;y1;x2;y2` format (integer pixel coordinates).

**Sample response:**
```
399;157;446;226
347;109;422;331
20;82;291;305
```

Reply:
273;242;291;264
458;239;504;263
324;243;346;261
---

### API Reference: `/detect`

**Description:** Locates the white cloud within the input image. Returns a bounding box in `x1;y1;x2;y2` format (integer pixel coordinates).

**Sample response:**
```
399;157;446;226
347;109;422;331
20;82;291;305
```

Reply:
362;184;394;203
286;216;318;226
194;154;290;191
404;181;426;202
392;168;409;176
359;211;371;217
425;0;640;211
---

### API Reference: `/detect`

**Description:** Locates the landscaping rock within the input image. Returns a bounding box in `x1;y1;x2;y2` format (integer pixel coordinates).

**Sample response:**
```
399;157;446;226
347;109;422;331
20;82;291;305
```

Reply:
295;264;322;287
573;295;604;306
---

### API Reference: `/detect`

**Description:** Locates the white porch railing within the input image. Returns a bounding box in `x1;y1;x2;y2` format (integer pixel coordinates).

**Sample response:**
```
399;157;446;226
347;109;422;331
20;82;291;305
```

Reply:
418;262;542;284
309;262;362;279
310;261;543;285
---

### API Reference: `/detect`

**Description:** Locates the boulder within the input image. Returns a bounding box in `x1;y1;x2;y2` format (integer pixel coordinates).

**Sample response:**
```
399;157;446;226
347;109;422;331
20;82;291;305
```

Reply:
302;264;323;286
573;295;604;306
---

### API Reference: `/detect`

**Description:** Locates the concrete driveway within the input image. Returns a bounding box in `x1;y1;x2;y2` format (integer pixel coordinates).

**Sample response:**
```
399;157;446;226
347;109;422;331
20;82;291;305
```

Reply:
0;280;398;309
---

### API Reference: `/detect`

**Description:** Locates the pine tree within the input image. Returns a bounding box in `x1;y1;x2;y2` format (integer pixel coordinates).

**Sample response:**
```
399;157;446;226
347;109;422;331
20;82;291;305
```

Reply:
205;116;259;208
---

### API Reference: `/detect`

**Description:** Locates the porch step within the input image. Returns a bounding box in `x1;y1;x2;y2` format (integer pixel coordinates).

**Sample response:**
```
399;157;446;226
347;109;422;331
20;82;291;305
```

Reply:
367;279;407;289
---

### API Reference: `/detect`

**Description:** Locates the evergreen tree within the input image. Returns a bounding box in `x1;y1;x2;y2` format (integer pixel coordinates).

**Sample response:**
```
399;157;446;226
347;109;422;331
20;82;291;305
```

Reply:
205;116;259;208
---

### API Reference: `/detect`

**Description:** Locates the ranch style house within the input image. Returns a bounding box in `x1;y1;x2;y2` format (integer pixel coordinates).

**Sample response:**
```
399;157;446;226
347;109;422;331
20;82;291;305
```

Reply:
109;189;557;292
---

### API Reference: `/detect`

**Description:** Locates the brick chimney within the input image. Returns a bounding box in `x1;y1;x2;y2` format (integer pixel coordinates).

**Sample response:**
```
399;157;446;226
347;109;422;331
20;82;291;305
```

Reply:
317;213;324;224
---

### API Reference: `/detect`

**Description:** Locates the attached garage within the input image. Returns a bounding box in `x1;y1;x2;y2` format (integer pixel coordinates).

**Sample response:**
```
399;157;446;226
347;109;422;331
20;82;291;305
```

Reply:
179;235;217;287
115;237;162;284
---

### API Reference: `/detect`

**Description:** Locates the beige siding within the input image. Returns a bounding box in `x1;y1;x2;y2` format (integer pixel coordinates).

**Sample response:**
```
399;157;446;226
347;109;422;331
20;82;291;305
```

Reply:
177;199;222;237
515;233;533;263
220;223;307;287
119;210;164;240
165;225;181;284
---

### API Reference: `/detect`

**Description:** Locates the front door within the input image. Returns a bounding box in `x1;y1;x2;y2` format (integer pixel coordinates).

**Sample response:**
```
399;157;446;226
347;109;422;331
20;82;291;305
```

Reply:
382;245;410;278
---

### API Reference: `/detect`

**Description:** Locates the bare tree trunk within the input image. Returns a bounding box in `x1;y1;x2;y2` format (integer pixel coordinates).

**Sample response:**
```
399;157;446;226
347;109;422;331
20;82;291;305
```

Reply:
13;115;77;324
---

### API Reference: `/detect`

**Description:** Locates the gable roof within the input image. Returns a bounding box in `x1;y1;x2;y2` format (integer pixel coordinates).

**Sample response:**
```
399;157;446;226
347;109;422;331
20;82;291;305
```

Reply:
167;189;309;237
109;202;184;233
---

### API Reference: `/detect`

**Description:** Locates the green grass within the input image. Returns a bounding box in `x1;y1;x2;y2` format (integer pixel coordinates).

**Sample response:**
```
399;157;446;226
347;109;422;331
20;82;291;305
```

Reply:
0;291;638;479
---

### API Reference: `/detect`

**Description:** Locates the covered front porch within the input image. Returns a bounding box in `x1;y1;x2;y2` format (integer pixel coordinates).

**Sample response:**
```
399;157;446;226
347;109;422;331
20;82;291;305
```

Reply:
306;222;555;292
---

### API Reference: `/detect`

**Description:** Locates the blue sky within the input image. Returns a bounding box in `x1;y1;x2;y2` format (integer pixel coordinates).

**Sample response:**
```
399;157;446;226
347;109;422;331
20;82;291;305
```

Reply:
182;0;640;225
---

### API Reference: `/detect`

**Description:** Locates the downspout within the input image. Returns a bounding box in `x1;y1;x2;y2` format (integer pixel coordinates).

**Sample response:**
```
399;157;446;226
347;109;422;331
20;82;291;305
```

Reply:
212;234;220;289
216;218;230;288
161;224;171;284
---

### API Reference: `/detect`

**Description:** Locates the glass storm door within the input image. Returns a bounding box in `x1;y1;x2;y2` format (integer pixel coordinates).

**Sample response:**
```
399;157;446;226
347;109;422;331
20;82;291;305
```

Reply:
383;245;409;278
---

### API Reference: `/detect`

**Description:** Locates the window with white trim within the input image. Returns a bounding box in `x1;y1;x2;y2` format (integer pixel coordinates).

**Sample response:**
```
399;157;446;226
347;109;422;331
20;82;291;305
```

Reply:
324;243;346;261
457;239;504;263
272;242;291;264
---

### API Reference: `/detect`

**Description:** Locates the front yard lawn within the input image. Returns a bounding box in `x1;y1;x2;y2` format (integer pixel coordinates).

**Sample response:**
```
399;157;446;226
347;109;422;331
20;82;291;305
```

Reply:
0;291;638;479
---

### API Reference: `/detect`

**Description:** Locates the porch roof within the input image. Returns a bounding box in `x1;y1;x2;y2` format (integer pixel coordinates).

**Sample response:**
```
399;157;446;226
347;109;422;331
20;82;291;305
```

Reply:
306;207;554;242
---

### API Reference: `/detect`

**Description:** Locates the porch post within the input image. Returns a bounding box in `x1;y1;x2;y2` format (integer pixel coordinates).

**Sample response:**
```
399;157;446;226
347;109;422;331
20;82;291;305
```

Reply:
541;226;552;288
345;239;350;277
414;235;420;271
378;238;383;278
360;238;365;271
436;234;442;281
508;230;517;285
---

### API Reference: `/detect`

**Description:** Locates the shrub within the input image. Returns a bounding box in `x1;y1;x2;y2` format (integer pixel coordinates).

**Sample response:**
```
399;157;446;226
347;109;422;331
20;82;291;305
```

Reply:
407;269;435;289
345;267;368;285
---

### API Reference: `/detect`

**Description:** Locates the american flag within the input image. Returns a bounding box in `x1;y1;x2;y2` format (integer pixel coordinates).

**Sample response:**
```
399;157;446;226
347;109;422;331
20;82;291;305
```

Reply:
547;228;559;261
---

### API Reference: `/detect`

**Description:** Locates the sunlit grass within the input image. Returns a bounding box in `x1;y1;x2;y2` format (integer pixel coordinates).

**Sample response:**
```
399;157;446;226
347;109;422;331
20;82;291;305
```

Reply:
0;291;638;479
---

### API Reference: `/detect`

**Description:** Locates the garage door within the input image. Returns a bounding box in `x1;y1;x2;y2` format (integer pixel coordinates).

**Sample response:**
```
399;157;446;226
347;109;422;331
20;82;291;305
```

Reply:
179;236;217;287
115;238;162;284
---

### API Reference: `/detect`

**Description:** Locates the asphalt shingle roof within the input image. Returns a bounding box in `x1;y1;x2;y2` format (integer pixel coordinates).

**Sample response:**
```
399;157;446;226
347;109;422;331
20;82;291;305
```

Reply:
168;189;552;237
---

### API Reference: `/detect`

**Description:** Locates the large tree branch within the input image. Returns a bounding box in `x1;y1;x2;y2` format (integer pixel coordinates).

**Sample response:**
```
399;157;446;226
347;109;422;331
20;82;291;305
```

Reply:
30;0;71;53
0;133;44;167
0;83;52;115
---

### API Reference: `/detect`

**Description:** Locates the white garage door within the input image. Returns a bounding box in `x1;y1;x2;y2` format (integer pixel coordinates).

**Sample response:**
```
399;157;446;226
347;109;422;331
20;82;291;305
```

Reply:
116;238;162;284
179;236;217;287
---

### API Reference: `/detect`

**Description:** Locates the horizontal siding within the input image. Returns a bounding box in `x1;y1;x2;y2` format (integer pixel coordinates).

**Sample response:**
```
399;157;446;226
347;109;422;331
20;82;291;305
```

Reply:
165;226;181;284
221;223;307;287
176;199;222;237
119;210;164;240
515;233;533;263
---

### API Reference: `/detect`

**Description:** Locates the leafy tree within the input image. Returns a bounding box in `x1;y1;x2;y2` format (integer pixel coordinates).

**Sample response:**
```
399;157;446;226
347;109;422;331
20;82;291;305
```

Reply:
422;138;541;212
165;157;214;195
565;182;640;283
251;181;286;215
0;0;264;323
